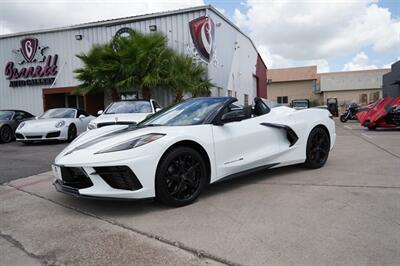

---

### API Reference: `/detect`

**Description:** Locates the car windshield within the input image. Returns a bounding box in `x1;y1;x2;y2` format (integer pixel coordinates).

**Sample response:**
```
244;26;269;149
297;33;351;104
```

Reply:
105;101;152;114
40;109;76;119
293;101;308;108
0;111;13;120
139;98;226;126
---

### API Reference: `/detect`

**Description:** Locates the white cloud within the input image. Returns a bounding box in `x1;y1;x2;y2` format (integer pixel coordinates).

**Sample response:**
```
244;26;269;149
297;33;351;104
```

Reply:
258;44;330;72
234;0;400;68
0;0;205;35
343;51;377;71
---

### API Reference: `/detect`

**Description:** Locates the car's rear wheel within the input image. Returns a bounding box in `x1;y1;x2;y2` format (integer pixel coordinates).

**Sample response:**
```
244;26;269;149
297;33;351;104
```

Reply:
155;147;207;207
67;124;77;142
304;127;330;169
0;126;13;143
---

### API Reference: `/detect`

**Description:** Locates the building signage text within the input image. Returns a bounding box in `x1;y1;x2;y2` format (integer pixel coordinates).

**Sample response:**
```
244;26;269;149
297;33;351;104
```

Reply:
4;37;59;87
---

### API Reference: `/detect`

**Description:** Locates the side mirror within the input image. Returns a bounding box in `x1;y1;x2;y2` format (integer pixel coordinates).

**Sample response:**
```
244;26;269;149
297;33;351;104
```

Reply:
97;110;103;116
155;108;162;112
220;109;247;124
79;114;85;119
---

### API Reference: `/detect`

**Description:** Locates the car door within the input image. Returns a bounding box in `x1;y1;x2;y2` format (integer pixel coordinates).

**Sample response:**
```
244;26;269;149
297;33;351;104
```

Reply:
211;108;283;180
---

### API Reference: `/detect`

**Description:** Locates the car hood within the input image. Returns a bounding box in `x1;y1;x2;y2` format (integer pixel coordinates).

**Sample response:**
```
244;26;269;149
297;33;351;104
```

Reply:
57;124;166;158
19;118;71;129
93;113;150;124
0;119;11;125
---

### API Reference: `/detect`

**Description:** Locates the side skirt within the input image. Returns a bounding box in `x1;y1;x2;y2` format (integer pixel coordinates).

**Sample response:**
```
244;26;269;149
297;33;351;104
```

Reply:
214;163;280;184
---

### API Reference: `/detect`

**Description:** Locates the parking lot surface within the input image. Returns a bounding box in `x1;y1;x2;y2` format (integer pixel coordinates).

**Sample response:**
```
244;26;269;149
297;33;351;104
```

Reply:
0;141;67;184
1;120;400;265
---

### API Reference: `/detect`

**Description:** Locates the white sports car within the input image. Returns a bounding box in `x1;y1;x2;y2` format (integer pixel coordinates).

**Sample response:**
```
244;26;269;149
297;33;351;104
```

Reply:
87;99;161;130
52;97;336;206
16;108;94;143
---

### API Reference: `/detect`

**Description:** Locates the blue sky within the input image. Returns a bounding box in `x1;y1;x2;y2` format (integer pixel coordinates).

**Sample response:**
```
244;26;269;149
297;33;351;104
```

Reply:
206;0;400;72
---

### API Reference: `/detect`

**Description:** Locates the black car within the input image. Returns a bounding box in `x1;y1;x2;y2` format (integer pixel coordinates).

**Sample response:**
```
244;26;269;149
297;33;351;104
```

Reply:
0;110;35;143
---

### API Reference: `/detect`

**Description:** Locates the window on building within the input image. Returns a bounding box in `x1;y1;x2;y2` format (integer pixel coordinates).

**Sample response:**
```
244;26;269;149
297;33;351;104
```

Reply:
227;90;233;97
234;91;237;98
277;96;288;104
369;91;380;103
359;94;368;105
244;94;249;106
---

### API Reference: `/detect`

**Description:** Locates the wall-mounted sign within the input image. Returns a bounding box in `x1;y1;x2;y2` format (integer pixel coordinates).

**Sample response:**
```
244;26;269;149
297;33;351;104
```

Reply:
4;37;59;87
189;16;215;62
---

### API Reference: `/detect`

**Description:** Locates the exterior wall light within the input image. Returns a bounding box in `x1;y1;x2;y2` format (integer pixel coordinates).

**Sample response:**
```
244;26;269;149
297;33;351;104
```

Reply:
75;34;83;40
149;25;157;31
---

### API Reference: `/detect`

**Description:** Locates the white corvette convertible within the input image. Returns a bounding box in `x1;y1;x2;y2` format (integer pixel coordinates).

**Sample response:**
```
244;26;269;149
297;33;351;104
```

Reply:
16;108;94;143
52;97;335;206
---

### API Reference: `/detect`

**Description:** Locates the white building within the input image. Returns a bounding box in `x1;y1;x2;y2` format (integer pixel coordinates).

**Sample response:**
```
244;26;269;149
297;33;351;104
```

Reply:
0;5;267;115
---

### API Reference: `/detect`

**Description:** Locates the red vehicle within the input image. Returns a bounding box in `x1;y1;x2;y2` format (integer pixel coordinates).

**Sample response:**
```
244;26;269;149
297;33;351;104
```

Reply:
357;96;400;130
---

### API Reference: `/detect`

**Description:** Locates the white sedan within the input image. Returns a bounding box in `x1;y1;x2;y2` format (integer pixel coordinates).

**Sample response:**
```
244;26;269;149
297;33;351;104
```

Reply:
87;99;161;130
52;97;335;206
16;108;94;143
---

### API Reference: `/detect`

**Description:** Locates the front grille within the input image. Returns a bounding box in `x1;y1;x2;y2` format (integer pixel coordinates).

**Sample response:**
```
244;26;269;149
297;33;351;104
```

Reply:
15;133;24;139
93;166;142;191
26;135;42;139
97;122;135;128
60;167;93;189
46;131;60;138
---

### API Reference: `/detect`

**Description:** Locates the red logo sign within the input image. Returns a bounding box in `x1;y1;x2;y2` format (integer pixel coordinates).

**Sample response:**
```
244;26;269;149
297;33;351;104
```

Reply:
189;16;215;62
20;38;39;63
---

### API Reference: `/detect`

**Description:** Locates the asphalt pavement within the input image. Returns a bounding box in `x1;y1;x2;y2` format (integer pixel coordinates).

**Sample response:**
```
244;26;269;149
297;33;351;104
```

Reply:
1;120;400;265
0;141;67;184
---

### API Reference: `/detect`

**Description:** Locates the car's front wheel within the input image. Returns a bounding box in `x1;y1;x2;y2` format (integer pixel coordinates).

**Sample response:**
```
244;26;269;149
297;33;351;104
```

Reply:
0;126;13;143
304;127;330;169
155;147;207;207
67;124;77;142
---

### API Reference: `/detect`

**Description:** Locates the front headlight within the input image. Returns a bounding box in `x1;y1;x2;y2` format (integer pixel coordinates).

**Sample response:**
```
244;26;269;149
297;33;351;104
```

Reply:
18;122;25;130
95;133;165;154
55;120;65;128
87;122;97;130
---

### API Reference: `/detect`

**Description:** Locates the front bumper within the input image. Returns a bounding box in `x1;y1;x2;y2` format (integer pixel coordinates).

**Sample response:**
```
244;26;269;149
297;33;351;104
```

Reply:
16;130;67;141
52;155;157;199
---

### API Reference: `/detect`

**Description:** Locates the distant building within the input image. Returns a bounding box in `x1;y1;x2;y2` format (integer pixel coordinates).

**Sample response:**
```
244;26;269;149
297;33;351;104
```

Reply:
267;66;320;105
383;60;400;98
319;68;390;112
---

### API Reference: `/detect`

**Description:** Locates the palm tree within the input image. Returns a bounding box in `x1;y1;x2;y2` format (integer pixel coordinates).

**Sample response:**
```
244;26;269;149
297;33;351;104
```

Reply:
114;29;174;99
74;29;216;102
74;43;120;99
167;54;214;102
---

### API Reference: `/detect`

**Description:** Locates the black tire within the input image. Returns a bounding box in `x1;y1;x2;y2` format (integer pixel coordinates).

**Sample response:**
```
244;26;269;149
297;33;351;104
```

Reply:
368;125;377;130
304;127;330;169
0;126;13;143
340;114;348;123
155;147;207;207
67;124;77;142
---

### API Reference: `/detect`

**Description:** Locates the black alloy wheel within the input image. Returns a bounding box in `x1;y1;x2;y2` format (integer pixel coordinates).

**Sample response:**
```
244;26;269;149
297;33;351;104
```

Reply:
156;147;207;207
67;124;77;142
304;127;330;169
0;126;13;143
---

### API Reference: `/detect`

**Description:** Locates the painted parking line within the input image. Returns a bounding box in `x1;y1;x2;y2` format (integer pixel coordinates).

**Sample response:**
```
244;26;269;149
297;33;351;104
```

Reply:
344;125;352;130
361;133;372;139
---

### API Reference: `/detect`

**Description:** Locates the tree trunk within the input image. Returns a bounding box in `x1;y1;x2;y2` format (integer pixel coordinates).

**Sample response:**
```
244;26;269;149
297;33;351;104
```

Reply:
142;86;151;100
175;91;183;102
111;88;119;101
